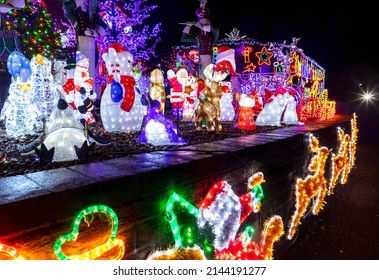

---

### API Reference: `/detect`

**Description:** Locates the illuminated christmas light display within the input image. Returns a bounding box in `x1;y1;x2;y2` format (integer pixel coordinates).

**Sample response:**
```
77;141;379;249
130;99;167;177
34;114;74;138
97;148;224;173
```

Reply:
60;52;97;124
30;53;59;125
136;101;188;146
194;64;228;131
287;134;331;240
219;82;235;122
54;205;125;260
182;74;200;121
167;67;188;119
235;93;256;130
149;68;166;114
100;43;147;132
215;215;284;260
328;127;351;195
43;99;88;162
2;0;61;59
349;113;358;168
256;89;295;127
96;0;162;62
148;172;265;260
0;243;24;260
0;51;41;136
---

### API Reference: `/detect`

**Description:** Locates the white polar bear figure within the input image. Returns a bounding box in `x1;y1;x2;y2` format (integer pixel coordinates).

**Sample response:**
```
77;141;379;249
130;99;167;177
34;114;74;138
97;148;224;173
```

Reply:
282;92;303;125
100;43;146;132
255;89;291;127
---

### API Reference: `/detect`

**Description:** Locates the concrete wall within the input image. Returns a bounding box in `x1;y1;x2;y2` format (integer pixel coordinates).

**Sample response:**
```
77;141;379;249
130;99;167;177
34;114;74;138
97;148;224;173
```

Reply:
0;115;354;260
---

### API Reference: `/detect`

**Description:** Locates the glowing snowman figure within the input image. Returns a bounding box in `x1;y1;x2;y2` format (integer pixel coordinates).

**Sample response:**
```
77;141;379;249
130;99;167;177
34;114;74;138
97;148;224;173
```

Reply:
43;99;88;162
100;43;146;132
219;82;235;122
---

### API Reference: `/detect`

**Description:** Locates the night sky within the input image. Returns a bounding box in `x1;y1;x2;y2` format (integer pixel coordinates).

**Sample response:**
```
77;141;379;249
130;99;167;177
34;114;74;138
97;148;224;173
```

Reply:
151;0;378;103
46;0;379;104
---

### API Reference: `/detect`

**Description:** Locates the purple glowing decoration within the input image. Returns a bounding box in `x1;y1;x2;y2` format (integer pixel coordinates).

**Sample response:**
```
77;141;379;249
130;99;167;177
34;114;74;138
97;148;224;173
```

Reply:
136;101;188;146
96;0;162;62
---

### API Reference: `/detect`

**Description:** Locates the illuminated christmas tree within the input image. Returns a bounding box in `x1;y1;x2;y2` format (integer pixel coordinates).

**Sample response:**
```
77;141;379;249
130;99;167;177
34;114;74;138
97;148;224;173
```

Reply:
2;0;61;59
96;0;162;62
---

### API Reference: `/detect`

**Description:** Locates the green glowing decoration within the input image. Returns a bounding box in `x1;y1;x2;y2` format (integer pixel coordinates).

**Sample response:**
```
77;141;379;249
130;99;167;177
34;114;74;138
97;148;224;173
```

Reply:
165;193;214;258
53;205;124;260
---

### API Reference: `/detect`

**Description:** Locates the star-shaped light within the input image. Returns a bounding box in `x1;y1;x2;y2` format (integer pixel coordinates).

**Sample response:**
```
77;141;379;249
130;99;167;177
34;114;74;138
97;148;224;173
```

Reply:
255;46;274;66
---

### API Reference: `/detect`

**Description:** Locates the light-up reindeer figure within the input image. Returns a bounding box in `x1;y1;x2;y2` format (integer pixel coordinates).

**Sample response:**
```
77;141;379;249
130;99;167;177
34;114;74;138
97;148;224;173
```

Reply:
194;64;227;131
287;134;331;240
328;127;351;195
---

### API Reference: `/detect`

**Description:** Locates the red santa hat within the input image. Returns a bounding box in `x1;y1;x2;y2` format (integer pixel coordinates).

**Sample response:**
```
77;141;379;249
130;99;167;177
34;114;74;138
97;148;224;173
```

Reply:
215;46;236;75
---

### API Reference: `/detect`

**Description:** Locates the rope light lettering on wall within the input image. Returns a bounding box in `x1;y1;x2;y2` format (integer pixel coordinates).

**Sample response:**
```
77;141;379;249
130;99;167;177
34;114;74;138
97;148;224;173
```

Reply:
54;205;125;260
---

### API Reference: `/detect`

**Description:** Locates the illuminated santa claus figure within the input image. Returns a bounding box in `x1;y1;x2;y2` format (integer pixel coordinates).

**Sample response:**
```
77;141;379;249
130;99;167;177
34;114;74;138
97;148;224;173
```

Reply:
167;67;188;119
100;43;146;132
60;52;97;124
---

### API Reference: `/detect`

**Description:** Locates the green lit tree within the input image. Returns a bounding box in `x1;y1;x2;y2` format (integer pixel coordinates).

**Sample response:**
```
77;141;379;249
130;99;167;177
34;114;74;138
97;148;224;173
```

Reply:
2;0;61;59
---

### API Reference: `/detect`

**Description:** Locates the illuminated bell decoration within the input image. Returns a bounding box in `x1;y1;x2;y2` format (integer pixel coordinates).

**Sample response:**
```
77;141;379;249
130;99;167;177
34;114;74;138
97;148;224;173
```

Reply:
54;205;125;260
100;43;146;132
0;243;24;260
287;134;331;240
43;99;88;162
